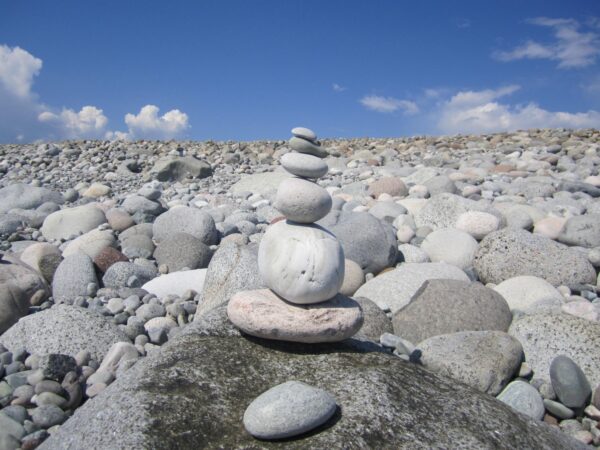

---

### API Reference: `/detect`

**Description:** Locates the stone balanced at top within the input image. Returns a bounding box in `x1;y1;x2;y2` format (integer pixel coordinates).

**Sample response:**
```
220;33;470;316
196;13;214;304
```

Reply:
227;127;364;343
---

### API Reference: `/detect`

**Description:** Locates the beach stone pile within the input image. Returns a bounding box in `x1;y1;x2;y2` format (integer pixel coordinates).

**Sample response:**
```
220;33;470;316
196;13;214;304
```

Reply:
227;127;363;346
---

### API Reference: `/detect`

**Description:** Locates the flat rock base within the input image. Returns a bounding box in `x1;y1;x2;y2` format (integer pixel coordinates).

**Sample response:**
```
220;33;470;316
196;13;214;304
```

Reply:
227;289;363;343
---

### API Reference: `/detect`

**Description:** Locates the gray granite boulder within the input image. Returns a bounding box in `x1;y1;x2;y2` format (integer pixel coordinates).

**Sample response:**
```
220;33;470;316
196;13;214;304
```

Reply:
39;310;585;450
0;305;130;362
354;263;469;314
102;262;157;288
194;242;264;318
418;330;523;396
509;312;600;389
474;228;596;286
353;297;393;341
392;280;512;344
318;211;397;274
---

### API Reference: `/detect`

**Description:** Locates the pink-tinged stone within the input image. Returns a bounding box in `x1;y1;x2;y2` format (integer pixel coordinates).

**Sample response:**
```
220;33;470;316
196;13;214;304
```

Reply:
533;216;567;240
227;289;363;343
561;301;600;322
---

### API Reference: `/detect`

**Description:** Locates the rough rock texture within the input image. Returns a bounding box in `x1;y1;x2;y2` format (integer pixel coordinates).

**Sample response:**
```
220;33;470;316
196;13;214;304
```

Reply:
153;232;212;272
418;331;523;396
194;242;264;318
354;263;469;314
39;309;584;450
392;280;512;344
474;228;596;286
0;305;130;362
51;253;98;304
318;211;398;275
227;289;363;343
415;193;502;230
353;297;393;341
557;214;600;248
509;312;600;389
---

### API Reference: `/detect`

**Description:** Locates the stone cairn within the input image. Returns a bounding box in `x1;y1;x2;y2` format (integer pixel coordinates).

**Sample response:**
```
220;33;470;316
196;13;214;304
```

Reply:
227;127;363;343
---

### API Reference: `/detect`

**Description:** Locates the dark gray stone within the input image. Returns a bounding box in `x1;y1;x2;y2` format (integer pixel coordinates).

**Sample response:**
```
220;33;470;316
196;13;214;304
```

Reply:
317;211;398;274
102;262;157;288
549;355;591;411
353;297;393;341
474;228;596;286
392;280;512;344
153;232;211;272
39;311;586;450
38;354;77;382
31;404;66;428
152;207;218;245
423;175;457;196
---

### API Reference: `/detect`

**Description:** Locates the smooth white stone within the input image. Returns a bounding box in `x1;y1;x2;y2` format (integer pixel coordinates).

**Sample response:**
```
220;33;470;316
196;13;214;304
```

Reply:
281;152;328;179
291;126;317;142
258;221;345;304
274;177;332;223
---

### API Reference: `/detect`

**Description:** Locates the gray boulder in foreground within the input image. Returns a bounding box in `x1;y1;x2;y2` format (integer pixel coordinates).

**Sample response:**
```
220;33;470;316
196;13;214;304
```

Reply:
41;308;585;450
0;305;130;362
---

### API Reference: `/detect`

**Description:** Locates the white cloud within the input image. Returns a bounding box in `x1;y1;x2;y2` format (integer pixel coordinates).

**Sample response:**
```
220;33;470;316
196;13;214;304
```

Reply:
109;105;189;140
333;83;347;92
0;45;42;99
437;85;600;134
38;106;108;139
360;95;419;114
456;18;471;29
494;17;600;68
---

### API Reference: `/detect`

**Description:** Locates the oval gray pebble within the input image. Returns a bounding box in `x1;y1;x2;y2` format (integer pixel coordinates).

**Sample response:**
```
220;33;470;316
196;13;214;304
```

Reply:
243;380;336;440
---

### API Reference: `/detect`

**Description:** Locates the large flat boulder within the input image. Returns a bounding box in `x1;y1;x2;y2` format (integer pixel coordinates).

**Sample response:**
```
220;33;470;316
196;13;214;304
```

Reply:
0;183;64;214
150;156;212;182
40;308;583;450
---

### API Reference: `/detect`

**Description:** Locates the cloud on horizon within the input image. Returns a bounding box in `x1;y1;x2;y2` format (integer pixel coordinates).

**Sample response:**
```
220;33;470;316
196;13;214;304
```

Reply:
436;84;600;134
360;95;419;114
494;17;600;68
0;44;190;142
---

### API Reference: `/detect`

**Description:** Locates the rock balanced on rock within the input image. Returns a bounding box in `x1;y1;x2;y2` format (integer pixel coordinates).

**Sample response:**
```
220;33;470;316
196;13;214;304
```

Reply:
227;127;363;343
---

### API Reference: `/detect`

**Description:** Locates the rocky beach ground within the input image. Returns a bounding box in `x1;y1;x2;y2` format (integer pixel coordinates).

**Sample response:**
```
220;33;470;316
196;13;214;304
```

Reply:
0;128;600;448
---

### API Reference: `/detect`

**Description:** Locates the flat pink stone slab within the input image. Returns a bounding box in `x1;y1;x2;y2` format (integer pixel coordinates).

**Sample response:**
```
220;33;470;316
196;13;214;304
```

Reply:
227;289;363;343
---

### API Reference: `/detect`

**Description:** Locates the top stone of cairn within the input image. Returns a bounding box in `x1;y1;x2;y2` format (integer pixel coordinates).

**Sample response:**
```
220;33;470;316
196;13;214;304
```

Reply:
291;126;317;142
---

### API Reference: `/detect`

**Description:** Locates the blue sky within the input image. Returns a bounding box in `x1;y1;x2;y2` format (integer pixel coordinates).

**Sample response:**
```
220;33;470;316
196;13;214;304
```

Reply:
1;0;599;142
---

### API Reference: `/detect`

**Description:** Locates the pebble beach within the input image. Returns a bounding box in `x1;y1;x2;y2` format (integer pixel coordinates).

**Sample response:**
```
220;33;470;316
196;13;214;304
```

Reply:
0;127;600;449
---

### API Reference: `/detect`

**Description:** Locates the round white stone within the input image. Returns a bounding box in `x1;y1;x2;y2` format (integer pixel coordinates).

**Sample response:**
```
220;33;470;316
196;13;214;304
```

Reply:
258;221;344;304
291;126;317;142
420;228;479;270
274;177;332;223
281;152;328;179
455;211;501;240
